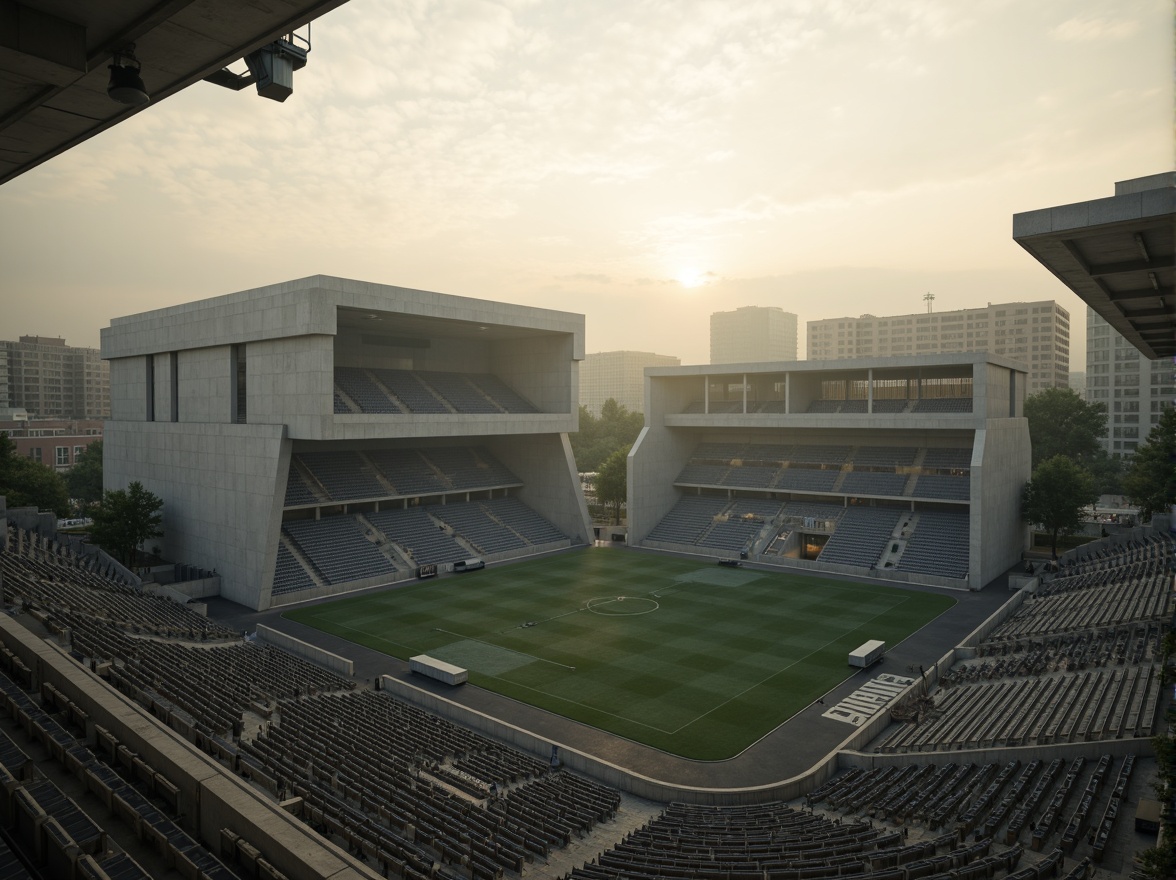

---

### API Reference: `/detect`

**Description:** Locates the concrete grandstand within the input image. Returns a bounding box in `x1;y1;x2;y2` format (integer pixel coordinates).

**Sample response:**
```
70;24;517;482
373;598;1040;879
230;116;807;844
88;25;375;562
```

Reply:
628;354;1031;590
100;276;592;610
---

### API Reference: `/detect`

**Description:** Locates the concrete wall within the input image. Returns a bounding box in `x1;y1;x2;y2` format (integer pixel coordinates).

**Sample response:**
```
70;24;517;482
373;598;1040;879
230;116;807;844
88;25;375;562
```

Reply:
103;420;287;609
109;356;147;422
488;433;592;544
177;346;233;424
255;624;354;676
627;374;701;544
249;335;334;440
971;419;1031;588
492;332;578;415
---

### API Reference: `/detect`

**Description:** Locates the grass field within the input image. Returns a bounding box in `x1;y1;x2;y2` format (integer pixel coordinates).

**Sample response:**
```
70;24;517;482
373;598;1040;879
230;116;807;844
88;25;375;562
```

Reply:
285;548;955;759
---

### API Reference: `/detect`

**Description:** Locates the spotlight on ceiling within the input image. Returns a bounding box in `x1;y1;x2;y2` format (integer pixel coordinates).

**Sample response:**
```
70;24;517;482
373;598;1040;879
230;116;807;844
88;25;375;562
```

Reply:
108;45;150;106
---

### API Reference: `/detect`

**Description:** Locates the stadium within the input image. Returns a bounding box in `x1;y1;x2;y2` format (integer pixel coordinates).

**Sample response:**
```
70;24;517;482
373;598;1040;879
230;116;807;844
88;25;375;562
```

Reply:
0;3;1173;878
0;272;1170;880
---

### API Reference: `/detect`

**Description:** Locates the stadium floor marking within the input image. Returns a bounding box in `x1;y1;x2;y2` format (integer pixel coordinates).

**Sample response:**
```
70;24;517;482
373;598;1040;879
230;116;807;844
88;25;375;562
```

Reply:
433;628;575;670
822;673;916;727
665;595;914;736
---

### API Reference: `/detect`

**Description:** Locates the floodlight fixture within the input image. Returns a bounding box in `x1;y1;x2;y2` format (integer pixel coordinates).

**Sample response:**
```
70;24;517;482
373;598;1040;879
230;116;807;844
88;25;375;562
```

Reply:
108;45;150;106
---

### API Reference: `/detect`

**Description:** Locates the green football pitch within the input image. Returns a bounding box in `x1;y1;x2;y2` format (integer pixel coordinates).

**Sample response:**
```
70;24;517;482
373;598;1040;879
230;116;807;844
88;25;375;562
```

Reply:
285;548;955;759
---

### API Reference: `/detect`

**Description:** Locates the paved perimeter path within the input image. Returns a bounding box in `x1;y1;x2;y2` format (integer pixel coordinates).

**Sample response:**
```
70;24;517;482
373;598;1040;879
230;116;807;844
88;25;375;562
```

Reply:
208;550;1017;790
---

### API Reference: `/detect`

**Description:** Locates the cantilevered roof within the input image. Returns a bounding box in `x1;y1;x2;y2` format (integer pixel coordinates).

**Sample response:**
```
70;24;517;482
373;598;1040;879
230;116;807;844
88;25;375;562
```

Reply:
1012;172;1175;360
0;0;349;185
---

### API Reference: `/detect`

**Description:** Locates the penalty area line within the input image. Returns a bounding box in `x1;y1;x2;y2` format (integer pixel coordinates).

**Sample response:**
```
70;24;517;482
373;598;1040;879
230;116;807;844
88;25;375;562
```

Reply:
433;628;576;671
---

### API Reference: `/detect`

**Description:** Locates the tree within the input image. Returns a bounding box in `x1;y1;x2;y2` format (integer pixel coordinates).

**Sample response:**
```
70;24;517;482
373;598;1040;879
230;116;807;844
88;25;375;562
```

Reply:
65;439;103;509
1123;407;1176;523
595;447;629;525
89;481;163;567
1022;455;1098;557
0;431;71;517
570;398;644;473
1024;387;1121;494
1024;387;1107;467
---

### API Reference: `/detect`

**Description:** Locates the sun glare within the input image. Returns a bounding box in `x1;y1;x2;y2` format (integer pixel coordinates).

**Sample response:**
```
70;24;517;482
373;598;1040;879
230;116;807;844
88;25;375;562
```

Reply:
676;267;706;288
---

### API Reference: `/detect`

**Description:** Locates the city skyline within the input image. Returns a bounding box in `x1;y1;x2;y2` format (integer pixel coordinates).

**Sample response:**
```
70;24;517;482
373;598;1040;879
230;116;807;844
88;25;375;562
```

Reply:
0;0;1169;369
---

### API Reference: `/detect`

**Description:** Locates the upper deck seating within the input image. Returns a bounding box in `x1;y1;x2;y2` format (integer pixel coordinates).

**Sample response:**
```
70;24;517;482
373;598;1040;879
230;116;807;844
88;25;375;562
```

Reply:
424;447;519;489
913;397;972;413
913;475;970;500
370;369;449;413
334;367;402;413
841;471;908;497
923;447;972;469
791;445;851;465
295;451;385;501
468;373;540;412
775;467;838;492
854;446;918;467
417;370;502;414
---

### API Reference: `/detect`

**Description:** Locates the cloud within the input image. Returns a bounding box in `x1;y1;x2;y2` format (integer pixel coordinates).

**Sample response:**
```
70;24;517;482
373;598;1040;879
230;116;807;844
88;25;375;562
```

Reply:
561;272;612;284
1051;16;1140;42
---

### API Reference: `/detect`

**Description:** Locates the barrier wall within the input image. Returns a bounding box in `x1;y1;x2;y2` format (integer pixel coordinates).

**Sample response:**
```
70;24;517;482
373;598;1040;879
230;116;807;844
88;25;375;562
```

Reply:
255;624;354;676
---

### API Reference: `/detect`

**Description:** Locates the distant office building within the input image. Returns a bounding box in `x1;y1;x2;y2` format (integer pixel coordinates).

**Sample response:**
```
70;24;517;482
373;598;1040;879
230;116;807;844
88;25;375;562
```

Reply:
1069;372;1086;396
0;336;110;420
710;307;798;364
1085;309;1174;457
807;301;1069;393
581;351;680;415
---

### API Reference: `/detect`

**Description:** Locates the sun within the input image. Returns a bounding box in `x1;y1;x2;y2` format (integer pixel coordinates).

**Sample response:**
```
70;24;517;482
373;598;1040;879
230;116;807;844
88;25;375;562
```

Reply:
676;267;706;288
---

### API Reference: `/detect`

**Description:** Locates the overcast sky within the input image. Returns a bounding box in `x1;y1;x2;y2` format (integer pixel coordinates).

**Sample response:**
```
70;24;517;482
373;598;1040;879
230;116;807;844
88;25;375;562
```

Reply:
0;0;1169;368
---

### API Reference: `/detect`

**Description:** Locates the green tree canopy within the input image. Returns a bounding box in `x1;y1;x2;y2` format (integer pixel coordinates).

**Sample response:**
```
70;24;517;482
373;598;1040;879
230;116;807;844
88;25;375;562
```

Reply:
65;439;103;509
1022;455;1098;557
1024;387;1106;466
571;398;644;473
0;431;71;517
1024;387;1121;493
1123;407;1176;523
595;447;629;525
89;481;163;567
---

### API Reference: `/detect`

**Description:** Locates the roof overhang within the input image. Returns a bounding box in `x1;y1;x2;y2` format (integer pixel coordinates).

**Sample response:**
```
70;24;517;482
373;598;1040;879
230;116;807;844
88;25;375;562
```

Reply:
1012;173;1175;360
0;0;349;185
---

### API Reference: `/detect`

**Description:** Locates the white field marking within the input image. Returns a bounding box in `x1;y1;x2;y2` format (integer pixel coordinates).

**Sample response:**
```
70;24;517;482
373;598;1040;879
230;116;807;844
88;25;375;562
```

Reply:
585;597;660;616
433;628;576;670
318;619;426;656
666;594;912;736
499;605;586;633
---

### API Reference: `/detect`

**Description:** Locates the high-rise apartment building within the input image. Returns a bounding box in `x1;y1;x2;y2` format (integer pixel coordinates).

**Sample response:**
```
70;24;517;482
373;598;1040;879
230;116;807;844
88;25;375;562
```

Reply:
807;301;1069;392
0;336;110;420
710;307;798;364
580;351;680;416
1085;308;1174;457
